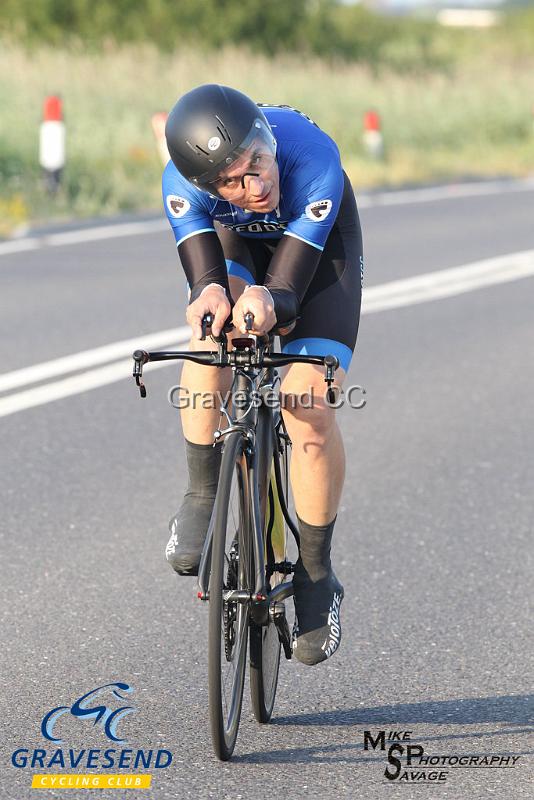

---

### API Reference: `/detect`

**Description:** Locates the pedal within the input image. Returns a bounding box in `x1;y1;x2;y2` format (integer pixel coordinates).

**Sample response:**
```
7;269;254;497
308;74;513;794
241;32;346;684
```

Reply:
266;560;294;580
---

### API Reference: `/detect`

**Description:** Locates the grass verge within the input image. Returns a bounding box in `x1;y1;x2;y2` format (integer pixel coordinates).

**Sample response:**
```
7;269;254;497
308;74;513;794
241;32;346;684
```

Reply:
1;40;533;233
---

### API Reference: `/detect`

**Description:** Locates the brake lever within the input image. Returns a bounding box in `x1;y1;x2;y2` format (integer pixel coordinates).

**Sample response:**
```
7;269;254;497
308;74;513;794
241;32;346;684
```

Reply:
324;354;339;404
200;313;214;341
133;349;150;398
200;312;234;344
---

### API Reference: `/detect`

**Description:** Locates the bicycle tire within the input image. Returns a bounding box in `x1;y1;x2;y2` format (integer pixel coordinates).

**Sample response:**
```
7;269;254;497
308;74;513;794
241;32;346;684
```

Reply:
249;409;288;723
208;431;252;761
249;616;280;722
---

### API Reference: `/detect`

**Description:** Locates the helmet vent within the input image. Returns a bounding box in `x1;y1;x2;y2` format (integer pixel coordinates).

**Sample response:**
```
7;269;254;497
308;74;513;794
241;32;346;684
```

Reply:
215;116;231;143
185;139;210;157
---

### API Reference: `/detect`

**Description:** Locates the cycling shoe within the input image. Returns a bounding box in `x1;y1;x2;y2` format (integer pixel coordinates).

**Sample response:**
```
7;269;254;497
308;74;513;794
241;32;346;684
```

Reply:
165;496;214;576
292;566;344;666
166;439;221;576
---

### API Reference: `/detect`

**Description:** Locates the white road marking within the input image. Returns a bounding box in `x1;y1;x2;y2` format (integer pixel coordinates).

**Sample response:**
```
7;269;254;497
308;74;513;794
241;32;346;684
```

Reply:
0;219;167;257
363;249;534;312
1;178;533;259
0;354;185;418
45;219;167;247
358;177;534;208
0;326;190;392
0;238;40;255
1;249;534;418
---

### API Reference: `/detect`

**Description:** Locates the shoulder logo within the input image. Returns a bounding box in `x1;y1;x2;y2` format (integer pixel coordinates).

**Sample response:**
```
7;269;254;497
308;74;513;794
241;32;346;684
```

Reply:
305;199;332;222
166;195;191;219
208;136;221;151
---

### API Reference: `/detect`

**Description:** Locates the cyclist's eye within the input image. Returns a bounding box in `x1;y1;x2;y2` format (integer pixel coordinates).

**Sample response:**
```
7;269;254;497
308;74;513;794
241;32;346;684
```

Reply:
223;177;238;189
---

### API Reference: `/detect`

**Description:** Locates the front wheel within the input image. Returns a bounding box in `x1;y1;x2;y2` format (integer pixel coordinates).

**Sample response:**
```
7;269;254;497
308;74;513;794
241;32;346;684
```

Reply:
208;432;252;761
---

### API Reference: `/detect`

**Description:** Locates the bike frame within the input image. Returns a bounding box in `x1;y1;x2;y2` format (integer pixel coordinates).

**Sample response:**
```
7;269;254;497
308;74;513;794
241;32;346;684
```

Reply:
132;327;339;616
196;354;297;608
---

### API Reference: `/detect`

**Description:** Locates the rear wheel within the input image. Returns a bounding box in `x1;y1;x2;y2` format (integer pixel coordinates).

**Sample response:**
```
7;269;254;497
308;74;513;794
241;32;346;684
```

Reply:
250;612;281;722
208;432;253;760
250;411;290;723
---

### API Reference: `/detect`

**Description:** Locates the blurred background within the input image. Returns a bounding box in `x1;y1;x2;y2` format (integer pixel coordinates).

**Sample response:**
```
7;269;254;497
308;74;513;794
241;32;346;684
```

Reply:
1;0;533;235
2;6;533;792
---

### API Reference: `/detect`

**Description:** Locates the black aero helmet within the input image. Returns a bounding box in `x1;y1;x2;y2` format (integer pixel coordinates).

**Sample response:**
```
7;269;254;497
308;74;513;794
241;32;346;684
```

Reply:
165;84;276;192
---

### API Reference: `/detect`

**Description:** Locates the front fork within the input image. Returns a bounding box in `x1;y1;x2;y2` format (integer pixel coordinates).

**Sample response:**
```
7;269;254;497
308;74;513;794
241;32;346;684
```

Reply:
197;370;295;629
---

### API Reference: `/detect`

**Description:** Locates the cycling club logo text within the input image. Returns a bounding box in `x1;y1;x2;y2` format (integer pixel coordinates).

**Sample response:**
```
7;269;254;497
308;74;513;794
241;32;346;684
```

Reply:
11;680;173;777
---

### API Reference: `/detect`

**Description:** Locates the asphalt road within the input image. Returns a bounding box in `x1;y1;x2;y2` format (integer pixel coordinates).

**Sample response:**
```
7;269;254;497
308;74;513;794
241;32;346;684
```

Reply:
1;182;533;799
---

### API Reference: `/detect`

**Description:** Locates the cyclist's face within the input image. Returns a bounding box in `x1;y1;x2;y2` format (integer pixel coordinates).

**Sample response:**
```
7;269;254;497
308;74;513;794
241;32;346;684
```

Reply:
211;141;280;211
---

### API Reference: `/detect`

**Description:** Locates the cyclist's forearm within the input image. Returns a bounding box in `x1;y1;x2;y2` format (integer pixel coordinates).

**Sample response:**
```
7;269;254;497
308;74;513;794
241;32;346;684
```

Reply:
178;231;230;302
263;235;322;322
262;288;298;324
188;270;230;303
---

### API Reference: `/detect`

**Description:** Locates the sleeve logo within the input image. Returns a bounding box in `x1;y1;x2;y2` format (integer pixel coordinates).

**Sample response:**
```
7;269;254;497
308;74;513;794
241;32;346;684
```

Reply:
166;195;191;218
305;199;332;222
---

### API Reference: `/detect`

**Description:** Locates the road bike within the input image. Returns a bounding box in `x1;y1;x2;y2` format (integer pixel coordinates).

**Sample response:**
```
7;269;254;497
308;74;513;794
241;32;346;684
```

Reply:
132;313;338;760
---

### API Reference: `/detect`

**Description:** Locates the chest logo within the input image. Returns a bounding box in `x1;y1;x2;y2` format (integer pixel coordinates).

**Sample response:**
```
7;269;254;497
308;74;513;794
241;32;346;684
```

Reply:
166;195;191;219
224;220;287;234
305;199;332;222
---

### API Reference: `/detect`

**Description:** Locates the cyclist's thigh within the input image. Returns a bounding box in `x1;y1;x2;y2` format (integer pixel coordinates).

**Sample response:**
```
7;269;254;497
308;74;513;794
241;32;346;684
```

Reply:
279;176;362;401
281;237;362;388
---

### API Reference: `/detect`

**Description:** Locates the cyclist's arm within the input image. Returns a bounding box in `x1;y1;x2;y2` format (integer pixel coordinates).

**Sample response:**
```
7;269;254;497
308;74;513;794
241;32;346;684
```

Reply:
162;161;230;302
264;144;344;322
178;232;230;302
262;236;323;322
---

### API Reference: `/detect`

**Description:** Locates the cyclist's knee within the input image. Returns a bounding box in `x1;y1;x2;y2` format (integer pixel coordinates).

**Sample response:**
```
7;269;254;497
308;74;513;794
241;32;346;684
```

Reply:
281;383;339;445
283;399;336;444
280;365;345;441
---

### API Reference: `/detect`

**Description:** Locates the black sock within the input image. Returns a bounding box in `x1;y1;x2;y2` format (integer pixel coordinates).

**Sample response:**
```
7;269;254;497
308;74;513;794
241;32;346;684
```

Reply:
295;514;337;582
166;439;223;573
183;438;222;501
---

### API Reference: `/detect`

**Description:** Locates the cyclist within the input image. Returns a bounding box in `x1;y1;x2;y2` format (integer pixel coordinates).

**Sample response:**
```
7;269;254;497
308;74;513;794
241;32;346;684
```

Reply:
162;84;363;666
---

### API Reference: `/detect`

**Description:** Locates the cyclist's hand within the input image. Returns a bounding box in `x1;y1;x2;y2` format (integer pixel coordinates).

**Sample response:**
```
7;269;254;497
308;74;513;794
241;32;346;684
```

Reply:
186;284;231;339
232;285;276;335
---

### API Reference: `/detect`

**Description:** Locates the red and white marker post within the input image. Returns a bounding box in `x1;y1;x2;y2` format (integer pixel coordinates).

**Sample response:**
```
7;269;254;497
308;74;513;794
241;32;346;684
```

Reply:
151;112;170;166
39;96;66;194
363;109;384;160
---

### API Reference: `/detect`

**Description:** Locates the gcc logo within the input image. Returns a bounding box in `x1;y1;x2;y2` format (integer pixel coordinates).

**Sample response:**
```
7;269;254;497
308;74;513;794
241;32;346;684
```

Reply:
41;683;135;744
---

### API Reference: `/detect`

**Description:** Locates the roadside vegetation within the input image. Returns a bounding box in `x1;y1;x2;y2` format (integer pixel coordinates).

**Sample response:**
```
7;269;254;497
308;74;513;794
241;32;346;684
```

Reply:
1;1;533;233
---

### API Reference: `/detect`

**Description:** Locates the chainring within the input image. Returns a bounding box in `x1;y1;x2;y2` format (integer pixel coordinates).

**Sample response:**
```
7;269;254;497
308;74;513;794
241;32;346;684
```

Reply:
223;540;239;661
